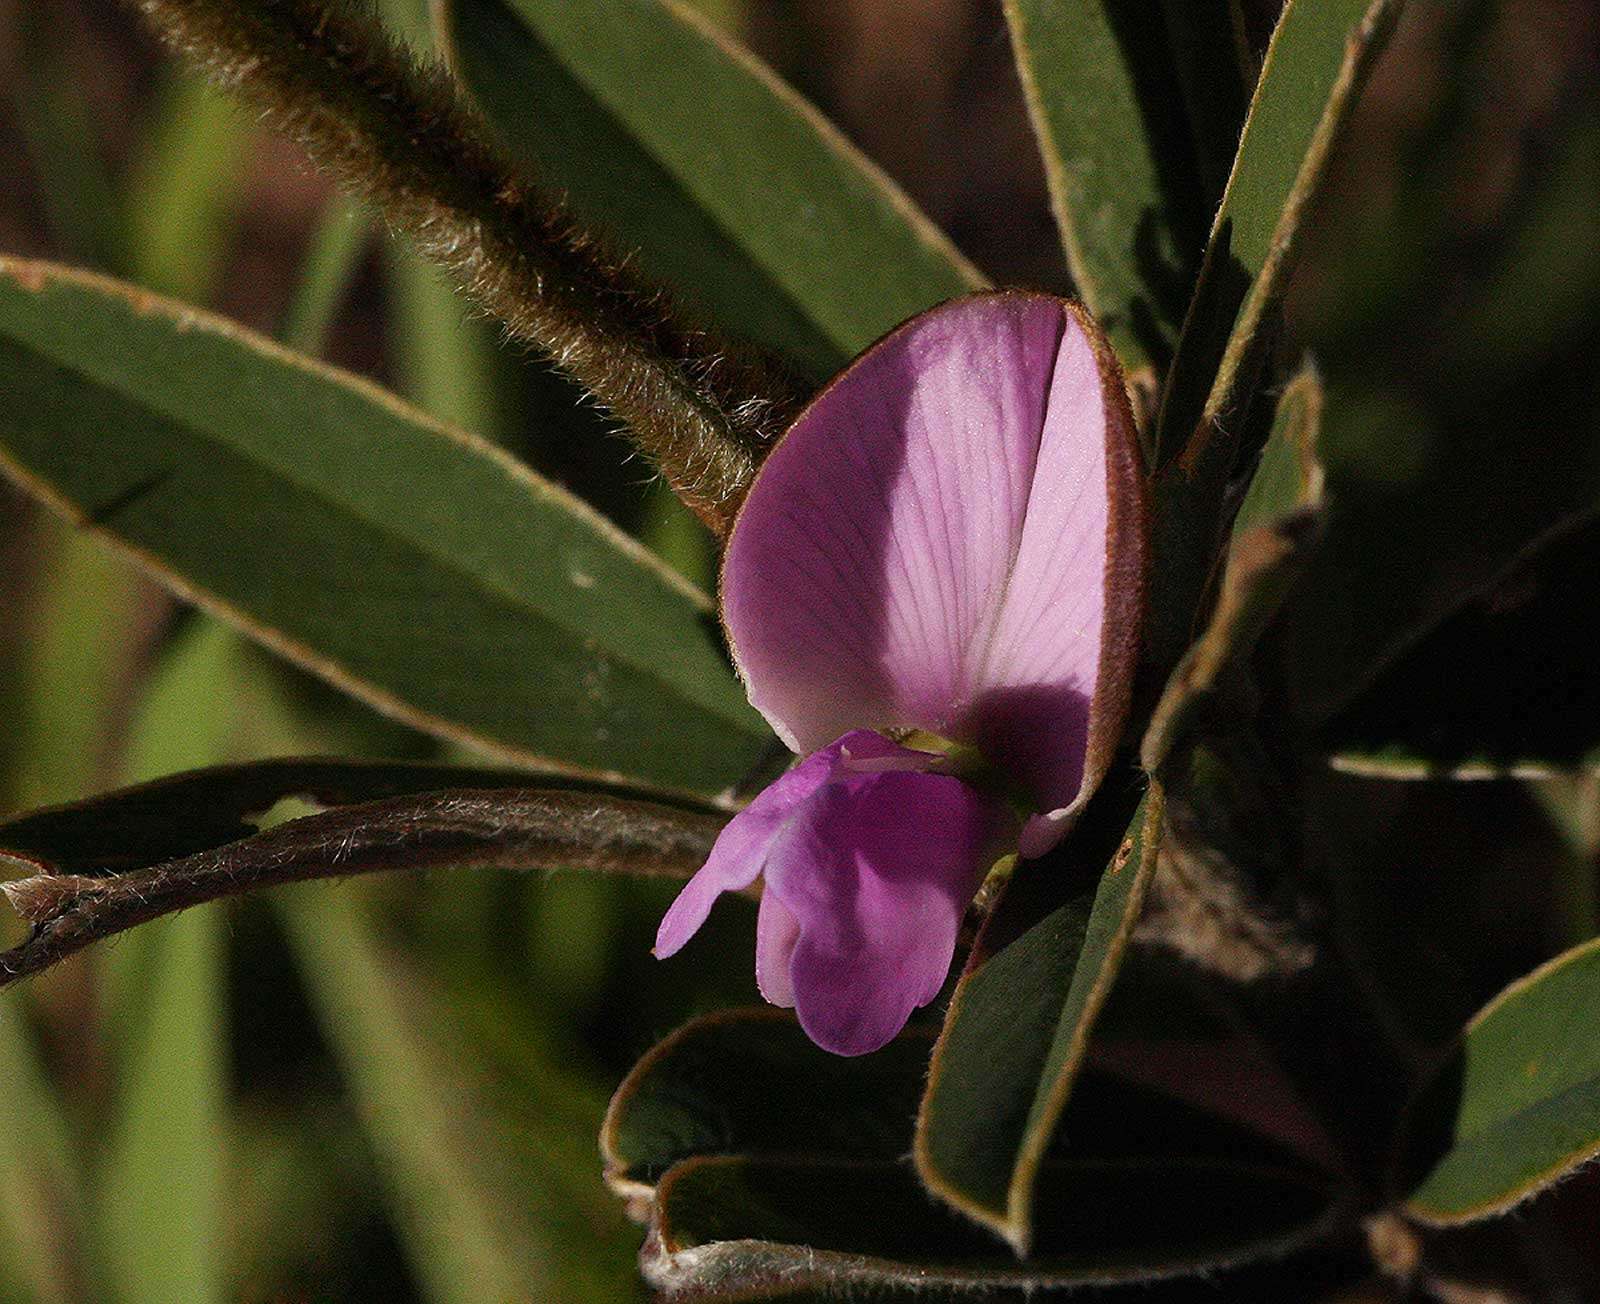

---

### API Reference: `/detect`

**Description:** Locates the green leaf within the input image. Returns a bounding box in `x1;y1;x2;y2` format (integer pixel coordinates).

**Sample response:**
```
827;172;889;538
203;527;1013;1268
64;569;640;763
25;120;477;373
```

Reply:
1004;1;1218;376
278;887;637;1302
1152;0;1403;467
385;244;509;442
618;1010;1343;1297
914;785;1165;1252
1136;0;1402;703
1232;364;1324;540
1402;936;1600;1224
1325;512;1600;781
93;597;273;1304
2;520;156;812
376;0;516;445
0;256;768;793
439;0;983;380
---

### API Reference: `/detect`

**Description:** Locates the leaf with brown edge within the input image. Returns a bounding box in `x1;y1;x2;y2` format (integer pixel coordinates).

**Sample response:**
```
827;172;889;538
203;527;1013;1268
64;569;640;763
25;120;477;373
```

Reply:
913;783;1165;1253
1151;0;1405;469
0;256;769;794
1142;364;1325;774
1005;0;1243;380
1137;0;1401;701
1399;937;1600;1225
1;784;725;988
440;0;983;382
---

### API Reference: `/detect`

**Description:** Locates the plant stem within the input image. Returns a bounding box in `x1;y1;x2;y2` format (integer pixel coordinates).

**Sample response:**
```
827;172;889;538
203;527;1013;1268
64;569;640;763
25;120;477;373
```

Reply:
128;0;802;533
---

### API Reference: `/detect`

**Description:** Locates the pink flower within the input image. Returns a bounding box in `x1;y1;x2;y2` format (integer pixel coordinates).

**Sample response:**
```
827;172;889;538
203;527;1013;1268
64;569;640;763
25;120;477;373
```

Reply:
655;293;1145;1056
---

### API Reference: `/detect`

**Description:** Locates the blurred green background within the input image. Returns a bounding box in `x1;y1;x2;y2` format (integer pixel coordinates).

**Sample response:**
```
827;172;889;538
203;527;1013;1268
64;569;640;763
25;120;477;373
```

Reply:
2;0;1598;1300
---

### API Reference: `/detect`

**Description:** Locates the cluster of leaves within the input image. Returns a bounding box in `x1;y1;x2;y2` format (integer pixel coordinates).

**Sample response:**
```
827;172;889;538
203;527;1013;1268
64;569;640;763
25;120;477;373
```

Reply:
2;0;1597;1300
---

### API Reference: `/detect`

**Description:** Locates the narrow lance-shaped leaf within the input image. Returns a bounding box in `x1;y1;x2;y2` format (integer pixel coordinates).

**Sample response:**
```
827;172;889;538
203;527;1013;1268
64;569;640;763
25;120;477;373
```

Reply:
379;0;511;445
1152;0;1403;467
1401;936;1600;1224
1152;0;1399;466
0;257;769;793
0;781;726;987
1142;367;1324;772
279;200;368;356
440;0;984;380
122;69;254;306
1138;0;1402;707
914;784;1165;1253
1005;0;1223;380
95;915;225;1304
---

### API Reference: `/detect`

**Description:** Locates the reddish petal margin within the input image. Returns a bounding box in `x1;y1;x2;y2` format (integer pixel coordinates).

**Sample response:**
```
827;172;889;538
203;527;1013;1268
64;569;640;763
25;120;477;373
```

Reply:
721;294;1145;857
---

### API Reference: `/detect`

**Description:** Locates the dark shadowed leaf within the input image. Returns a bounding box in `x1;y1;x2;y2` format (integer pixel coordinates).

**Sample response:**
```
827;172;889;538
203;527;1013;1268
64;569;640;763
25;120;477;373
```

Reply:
614;1009;1344;1298
914;785;1165;1252
0;756;718;875
645;1145;1335;1298
1280;13;1600;722
1;780;725;986
1401;937;1600;1224
602;1008;930;1191
1156;1;1255;205
1326;512;1600;780
0;257;769;794
440;0;983;380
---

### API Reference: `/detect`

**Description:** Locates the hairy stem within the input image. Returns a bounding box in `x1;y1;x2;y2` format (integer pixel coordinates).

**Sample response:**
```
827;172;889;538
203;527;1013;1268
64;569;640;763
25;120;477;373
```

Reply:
1;786;725;986
130;0;803;532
